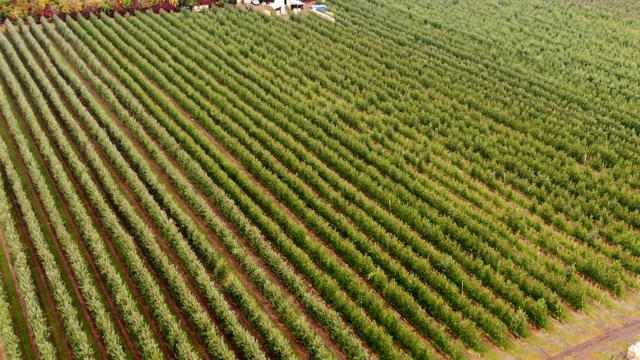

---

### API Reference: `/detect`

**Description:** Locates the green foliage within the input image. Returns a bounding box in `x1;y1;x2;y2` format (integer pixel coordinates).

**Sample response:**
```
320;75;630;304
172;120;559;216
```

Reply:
0;0;638;358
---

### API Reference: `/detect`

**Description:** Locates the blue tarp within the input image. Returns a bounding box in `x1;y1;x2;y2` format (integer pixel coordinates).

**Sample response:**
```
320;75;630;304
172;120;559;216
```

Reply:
311;4;328;11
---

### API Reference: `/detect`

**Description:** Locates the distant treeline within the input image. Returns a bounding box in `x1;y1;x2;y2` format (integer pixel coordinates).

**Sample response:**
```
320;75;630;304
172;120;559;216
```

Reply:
0;0;217;21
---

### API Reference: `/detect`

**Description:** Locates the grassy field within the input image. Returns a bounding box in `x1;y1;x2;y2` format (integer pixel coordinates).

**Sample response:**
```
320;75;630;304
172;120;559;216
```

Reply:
0;0;638;358
568;0;640;25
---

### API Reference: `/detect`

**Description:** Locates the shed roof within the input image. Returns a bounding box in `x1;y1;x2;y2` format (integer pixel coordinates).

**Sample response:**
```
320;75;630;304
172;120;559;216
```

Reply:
270;0;302;9
269;0;282;9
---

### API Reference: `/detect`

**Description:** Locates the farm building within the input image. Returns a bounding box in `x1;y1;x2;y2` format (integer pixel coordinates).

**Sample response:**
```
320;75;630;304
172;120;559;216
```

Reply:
268;0;304;12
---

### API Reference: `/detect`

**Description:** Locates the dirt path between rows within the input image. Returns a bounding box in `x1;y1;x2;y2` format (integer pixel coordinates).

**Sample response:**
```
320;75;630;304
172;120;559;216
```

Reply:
153;15;423;357
107;17;342;358
65;29;268;358
28;52;174;358
550;319;640;359
0;76;74;359
64;93;215;360
0;223;37;359
14;69;112;360
121;54;318;359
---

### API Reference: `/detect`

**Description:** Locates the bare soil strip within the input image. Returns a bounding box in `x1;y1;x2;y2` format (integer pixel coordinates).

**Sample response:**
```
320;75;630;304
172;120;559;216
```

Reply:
56;141;171;359
96;27;333;358
103;104;280;359
142;77;326;360
63;61;268;359
56;93;212;359
0;219;37;359
13;56;111;359
36;29;159;360
38;26;189;360
61;47;246;358
0;77;72;359
152;72;357;360
65;48;242;358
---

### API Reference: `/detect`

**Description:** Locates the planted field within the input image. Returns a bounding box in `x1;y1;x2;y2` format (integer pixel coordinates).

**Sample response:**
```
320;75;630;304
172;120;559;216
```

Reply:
0;0;638;358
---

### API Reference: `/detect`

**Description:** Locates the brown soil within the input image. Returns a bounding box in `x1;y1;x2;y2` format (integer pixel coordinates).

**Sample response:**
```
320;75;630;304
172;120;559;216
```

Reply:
22;30;154;359
60;20;259;358
112;48;317;358
33;75;174;358
51;16;264;358
0;81;73;359
47;155;143;359
129;126;302;358
149;134;296;357
65;102;215;360
9;47;112;358
92;95;268;359
168;120;340;359
185;64;421;358
165;16;425;356
20;104;110;360
153;56;358;357
69;30;270;358
56;141;173;359
0;224;38;359
109;18;343;358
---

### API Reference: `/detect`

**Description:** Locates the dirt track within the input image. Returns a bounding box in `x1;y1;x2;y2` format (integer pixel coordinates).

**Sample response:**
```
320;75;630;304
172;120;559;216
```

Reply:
550;319;640;359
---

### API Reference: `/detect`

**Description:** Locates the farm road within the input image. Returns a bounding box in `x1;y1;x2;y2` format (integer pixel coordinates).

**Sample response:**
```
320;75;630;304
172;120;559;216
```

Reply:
550;319;640;359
